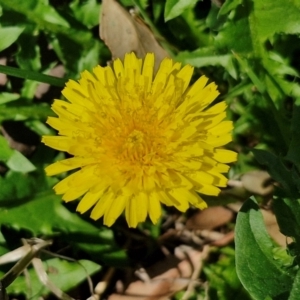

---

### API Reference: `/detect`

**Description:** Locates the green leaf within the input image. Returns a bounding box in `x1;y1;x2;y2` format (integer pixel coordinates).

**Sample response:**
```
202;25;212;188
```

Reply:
0;0;93;47
0;192;101;235
7;258;101;297
218;0;242;16
0;26;24;52
235;198;294;300
164;0;198;21
176;48;237;79
216;0;300;55
16;31;41;71
70;0;101;29
0;93;20;105
273;198;300;248
0;65;66;87
289;269;300;300
252;149;299;198
51;35;101;77
215;4;253;54
204;247;251;300
251;0;300;42
0;135;13;161
6;150;36;173
286;105;300;172
0;104;54;123
0;171;37;202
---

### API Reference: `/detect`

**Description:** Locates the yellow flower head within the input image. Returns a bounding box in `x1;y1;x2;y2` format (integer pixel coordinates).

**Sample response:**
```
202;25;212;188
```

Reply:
42;53;237;228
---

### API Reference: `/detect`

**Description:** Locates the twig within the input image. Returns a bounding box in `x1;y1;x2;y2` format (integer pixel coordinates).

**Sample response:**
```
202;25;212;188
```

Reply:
181;245;210;300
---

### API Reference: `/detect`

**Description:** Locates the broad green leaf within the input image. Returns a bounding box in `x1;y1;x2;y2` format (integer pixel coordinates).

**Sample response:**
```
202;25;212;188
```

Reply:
164;0;198;21
289;269;300;300
70;0;101;29
176;48;237;78
0;192;101;235
252;149;299;198
0;171;37;202
251;0;300;42
236;198;294;300
7;258;101;297
273;198;300;247
6;150;36;173
0;135;13;161
286;105;300;172
216;0;300;55
0;26;24;52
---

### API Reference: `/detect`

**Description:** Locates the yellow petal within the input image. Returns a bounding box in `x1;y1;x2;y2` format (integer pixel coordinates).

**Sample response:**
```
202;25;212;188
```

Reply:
167;189;189;212
195;184;221;196
90;190;114;220
213;149;237;163
44;157;96;176
42;136;73;152
77;189;104;214
53;172;78;194
148;192;161;224
104;193;127;226
175;64;194;93
62;186;89;202
126;196;137;228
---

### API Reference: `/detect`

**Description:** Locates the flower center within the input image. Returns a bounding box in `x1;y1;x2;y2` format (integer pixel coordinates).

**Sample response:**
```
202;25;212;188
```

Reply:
127;129;144;146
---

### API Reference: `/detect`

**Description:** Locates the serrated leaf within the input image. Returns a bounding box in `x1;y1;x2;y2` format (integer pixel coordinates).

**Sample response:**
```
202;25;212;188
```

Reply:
215;4;252;53
236;198;294;300
0;0;93;47
0;171;37;202
218;0;242;16
0;192;100;235
6;150;36;173
164;0;198;21
252;149;299;198
0;26;24;52
251;0;300;41
70;0;101;29
216;0;300;55
176;48;237;79
0;93;20;105
7;258;101;297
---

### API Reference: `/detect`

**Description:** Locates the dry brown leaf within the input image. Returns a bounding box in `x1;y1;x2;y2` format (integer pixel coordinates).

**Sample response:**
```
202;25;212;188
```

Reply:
100;0;169;70
108;246;209;300
186;206;234;230
241;170;274;196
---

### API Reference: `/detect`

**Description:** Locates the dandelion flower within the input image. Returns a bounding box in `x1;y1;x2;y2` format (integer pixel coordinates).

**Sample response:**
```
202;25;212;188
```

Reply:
42;53;237;228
